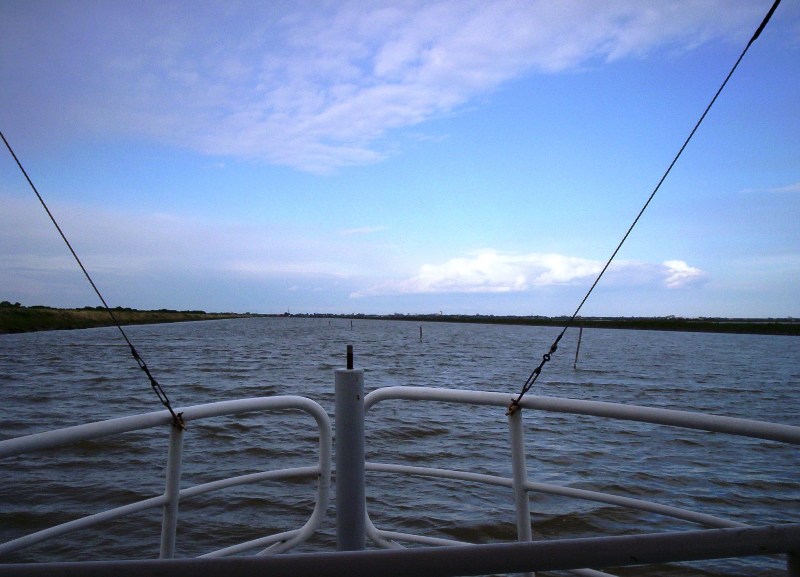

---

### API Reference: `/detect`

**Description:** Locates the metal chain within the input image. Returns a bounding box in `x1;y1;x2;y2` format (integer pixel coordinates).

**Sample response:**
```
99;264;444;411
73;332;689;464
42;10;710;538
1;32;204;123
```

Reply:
507;330;563;415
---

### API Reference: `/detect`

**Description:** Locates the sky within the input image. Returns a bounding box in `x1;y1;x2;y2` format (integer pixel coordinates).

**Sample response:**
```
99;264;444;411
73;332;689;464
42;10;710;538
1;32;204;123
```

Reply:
1;0;798;318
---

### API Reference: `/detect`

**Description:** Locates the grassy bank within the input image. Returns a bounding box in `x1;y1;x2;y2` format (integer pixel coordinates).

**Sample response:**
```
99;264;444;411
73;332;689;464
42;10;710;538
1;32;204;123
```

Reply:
3;303;797;336
0;303;255;334
311;313;800;336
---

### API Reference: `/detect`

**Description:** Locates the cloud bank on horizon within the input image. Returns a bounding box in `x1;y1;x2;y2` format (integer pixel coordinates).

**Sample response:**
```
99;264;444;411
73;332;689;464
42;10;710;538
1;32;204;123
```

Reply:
2;194;708;307
354;251;706;296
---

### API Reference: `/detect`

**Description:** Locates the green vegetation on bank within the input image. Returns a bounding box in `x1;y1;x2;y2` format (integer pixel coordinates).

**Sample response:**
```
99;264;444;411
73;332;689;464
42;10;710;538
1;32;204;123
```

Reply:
2;302;797;336
0;302;257;334
297;313;800;336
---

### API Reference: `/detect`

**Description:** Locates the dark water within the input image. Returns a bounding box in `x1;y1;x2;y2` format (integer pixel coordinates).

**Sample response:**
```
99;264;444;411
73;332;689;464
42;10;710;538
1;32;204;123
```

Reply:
1;317;798;575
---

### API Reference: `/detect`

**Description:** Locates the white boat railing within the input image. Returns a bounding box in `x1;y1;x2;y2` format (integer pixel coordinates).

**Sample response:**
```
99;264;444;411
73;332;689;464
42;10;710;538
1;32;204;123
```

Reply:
0;366;798;576
359;384;800;576
0;396;332;559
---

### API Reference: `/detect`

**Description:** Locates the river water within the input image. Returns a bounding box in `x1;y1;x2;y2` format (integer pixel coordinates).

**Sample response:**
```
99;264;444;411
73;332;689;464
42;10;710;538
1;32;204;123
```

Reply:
1;317;798;575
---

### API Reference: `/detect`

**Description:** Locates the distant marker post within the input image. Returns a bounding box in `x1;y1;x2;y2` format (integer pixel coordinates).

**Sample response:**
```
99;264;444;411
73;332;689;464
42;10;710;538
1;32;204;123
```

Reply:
573;326;583;369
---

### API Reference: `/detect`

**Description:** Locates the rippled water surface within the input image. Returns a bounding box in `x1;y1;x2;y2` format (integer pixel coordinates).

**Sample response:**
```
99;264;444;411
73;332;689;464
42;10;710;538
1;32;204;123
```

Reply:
1;317;798;575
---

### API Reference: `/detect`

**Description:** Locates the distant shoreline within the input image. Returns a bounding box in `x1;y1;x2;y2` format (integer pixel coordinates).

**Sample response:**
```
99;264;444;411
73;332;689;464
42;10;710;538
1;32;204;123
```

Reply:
299;313;800;336
1;303;797;336
0;303;257;334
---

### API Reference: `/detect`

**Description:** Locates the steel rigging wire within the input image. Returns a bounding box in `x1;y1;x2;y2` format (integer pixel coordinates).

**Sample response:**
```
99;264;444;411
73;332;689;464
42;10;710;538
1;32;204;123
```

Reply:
507;0;783;414
0;0;784;423
1;131;185;430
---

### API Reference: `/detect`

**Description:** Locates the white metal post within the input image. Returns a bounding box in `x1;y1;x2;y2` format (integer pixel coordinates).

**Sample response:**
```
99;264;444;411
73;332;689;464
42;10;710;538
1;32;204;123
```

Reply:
335;346;366;551
160;424;185;559
508;407;534;577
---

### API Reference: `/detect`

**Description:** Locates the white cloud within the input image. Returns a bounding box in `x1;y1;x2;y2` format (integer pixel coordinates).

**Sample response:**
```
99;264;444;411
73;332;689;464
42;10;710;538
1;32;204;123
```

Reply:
354;250;708;296
1;0;766;172
661;259;707;288
742;182;800;194
338;226;388;236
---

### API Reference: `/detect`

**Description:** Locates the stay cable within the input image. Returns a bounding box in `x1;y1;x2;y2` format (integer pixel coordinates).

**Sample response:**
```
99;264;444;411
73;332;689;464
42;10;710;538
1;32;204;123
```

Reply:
1;131;185;430
507;0;783;414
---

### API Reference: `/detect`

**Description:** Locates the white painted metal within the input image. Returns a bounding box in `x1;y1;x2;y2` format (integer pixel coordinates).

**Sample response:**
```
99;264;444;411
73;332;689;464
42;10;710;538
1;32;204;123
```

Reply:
0;494;168;556
1;380;797;575
364;386;800;444
0;396;335;457
197;468;329;556
364;514;401;549
181;466;321;500
363;385;798;575
365;462;744;529
0;396;332;558
507;408;534;577
335;368;366;551
0;523;797;577
571;569;618;577
160;425;185;559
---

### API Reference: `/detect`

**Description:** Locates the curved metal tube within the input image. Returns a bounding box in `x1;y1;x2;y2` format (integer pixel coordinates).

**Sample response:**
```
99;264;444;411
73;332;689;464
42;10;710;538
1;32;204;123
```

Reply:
365;386;800;444
0;396;332;559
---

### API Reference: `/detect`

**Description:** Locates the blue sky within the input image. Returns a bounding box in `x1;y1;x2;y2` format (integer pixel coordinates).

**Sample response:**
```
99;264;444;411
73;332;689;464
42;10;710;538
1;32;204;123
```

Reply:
1;0;798;317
